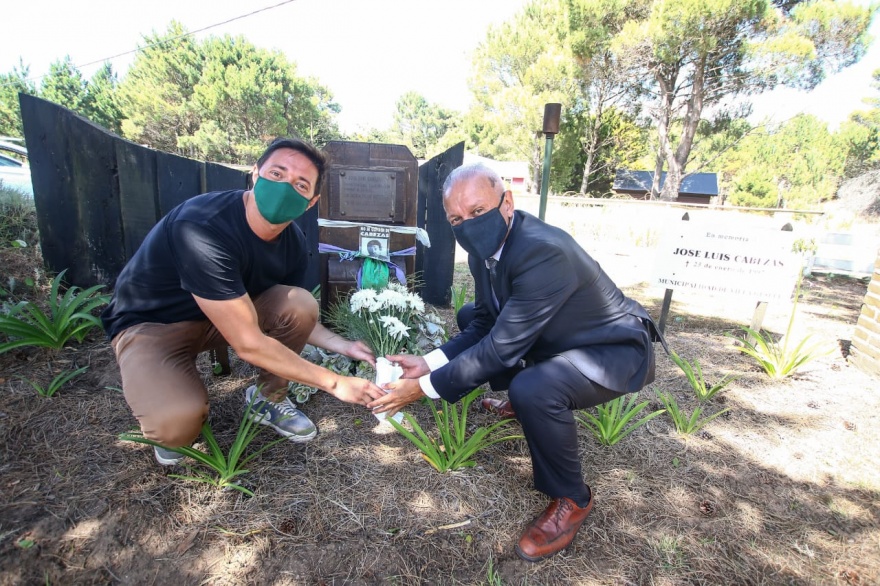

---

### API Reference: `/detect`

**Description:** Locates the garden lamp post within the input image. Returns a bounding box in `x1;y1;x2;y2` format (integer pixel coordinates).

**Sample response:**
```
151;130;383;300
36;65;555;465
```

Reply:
538;103;561;221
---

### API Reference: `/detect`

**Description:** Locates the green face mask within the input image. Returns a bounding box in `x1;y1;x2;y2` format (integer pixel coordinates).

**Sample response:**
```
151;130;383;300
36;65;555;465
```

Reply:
252;176;311;224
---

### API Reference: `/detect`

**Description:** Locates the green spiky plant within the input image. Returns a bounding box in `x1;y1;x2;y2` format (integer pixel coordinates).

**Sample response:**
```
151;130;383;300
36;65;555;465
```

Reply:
119;391;287;496
21;366;88;398
669;351;736;402
389;389;522;472
575;394;666;446
657;392;730;435
0;269;109;353
450;284;473;315
733;269;832;378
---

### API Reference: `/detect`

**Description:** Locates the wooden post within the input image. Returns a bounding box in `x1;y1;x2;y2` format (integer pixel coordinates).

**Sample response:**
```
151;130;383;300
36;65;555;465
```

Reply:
747;301;768;344
658;288;674;334
417;142;463;306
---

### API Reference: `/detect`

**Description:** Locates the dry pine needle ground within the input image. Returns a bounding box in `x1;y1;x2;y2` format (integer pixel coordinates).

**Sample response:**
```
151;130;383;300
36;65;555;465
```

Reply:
0;244;878;585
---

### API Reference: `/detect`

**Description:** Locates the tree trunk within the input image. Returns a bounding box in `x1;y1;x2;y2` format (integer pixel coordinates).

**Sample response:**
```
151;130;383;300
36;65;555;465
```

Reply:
660;55;708;200
580;73;610;195
651;149;664;200
531;135;543;194
653;68;675;200
580;147;596;194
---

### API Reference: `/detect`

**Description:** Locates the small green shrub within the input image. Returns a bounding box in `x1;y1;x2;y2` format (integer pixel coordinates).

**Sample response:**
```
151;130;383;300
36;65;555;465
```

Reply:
732;268;832;378
21;366;88;398
575;394;665;446
0;184;36;245
669;351;736;402
119;391;287;496
390;389;522;472
657;392;729;435
735;326;831;379
0;269;109;353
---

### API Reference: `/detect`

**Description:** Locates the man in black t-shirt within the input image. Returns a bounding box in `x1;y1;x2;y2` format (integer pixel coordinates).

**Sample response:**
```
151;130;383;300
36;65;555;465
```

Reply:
102;137;384;465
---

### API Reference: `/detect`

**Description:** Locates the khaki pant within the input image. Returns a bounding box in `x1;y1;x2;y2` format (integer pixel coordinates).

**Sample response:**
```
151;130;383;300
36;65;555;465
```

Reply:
111;286;318;447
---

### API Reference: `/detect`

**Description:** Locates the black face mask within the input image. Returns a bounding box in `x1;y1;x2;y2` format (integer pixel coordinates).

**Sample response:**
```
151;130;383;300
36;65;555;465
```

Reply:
451;192;509;260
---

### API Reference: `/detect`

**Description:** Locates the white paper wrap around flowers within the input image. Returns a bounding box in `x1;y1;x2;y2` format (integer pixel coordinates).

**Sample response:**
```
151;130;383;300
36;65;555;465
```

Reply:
374;357;405;423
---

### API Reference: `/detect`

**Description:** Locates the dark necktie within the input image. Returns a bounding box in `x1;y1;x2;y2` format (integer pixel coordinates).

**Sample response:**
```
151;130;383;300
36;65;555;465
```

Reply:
486;258;500;309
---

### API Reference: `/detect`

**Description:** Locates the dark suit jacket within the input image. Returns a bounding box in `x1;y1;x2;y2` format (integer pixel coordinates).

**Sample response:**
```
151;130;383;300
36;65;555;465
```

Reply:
430;210;665;403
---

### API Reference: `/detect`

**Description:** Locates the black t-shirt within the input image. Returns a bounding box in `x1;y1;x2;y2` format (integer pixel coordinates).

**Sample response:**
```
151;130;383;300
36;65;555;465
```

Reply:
101;190;309;339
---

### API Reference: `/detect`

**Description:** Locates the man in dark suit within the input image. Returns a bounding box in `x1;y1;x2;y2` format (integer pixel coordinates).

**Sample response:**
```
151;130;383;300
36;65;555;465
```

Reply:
369;162;664;561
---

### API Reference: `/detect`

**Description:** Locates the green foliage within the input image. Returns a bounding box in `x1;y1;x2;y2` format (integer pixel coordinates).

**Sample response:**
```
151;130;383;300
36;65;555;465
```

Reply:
469;0;577;170
387;92;461;159
733;270;832;378
22;366;88;398
575;393;665;446
389;389;522;473
0;60;37;137
839;68;880;178
82;62;123;134
119;392;287;496
118;22;341;163
485;555;503;585
728;166;779;208
450;284;473;316
0;184;37;245
735;326;831;379
721;114;847;209
669;351;736;403
657;392;730;435
0;269;109;353
40;56;88;113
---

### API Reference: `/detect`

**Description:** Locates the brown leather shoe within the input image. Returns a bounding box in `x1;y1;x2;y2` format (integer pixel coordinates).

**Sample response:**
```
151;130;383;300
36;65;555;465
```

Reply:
480;397;517;420
514;493;594;562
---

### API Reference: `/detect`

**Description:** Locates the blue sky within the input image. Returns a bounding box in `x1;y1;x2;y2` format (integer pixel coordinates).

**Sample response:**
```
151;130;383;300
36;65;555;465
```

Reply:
4;0;879;134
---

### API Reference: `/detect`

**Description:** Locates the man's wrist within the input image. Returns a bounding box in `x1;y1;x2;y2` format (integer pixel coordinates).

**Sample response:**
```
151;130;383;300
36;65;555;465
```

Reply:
418;373;440;399
423;349;449;372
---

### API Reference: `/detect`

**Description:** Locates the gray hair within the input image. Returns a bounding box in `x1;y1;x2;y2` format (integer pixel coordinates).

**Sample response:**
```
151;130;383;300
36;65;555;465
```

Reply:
442;163;504;198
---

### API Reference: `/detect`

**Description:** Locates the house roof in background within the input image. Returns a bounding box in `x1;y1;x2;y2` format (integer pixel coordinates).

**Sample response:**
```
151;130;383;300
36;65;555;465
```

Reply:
613;170;719;196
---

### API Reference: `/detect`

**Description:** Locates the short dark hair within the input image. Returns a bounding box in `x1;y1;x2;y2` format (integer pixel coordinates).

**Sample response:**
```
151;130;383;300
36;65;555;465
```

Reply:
256;137;327;194
367;239;382;249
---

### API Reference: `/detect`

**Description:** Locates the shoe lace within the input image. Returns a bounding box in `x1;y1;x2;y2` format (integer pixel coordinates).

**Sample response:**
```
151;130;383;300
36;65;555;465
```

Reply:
550;498;574;527
271;397;300;419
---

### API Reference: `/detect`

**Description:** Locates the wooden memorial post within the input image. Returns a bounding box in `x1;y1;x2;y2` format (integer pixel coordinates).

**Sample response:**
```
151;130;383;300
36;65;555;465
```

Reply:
318;142;419;312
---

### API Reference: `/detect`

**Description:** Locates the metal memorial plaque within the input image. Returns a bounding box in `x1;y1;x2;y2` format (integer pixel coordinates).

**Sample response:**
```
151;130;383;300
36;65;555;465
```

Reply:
331;168;403;222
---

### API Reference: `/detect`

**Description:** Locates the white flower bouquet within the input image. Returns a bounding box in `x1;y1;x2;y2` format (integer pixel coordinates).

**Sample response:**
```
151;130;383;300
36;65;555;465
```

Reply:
328;282;442;357
327;282;446;421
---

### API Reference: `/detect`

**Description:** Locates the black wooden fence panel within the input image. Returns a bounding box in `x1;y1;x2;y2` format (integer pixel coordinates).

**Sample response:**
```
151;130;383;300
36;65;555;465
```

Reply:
18;94;264;289
206;162;249;193
416;142;463;306
295;206;320;292
19;95;439;297
64;108;126;285
116;141;159;259
19;94;91;286
156;151;204;218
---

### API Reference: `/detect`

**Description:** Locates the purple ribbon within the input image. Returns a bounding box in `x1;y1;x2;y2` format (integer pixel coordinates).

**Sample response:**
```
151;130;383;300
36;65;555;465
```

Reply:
318;243;416;286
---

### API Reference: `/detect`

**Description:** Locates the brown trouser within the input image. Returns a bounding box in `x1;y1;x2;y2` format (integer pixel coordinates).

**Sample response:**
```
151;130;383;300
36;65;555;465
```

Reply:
111;286;318;447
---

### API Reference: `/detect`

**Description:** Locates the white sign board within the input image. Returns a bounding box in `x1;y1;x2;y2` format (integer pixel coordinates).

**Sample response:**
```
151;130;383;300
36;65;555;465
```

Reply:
652;220;800;303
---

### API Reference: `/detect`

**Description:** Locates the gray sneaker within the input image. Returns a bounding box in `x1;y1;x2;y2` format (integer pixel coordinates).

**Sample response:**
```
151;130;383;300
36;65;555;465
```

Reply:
154;445;185;466
245;385;317;443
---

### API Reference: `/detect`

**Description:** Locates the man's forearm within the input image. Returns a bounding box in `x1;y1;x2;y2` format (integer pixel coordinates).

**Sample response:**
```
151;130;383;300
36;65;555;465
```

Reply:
238;334;340;392
307;322;352;355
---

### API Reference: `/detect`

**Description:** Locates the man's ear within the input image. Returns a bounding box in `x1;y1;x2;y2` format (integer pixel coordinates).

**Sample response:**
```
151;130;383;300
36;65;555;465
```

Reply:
249;165;259;189
502;189;514;218
307;193;321;210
